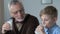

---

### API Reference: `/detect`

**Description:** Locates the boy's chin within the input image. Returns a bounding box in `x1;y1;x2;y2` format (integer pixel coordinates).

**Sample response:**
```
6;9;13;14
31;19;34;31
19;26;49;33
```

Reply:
42;24;46;27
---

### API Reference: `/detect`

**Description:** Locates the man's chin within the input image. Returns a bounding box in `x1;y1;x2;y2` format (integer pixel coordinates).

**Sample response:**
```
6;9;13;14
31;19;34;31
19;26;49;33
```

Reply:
16;18;24;22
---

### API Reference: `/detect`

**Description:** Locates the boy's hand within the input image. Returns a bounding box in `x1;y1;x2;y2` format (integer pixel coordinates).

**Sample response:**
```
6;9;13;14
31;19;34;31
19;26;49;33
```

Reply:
35;25;46;34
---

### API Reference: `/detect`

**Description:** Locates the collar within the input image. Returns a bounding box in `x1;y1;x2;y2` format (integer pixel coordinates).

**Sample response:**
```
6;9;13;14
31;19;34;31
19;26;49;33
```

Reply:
44;23;58;32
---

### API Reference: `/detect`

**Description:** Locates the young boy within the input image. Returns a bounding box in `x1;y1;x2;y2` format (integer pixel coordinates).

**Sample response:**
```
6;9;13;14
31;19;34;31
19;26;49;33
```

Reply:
35;6;60;34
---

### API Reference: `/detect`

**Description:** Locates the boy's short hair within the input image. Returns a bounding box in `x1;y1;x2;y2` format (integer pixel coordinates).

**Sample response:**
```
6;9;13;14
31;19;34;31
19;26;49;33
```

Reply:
40;6;58;18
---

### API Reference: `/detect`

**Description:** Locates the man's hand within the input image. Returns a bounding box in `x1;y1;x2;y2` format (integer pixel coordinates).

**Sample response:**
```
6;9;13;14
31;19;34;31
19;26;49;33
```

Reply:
35;25;46;34
2;23;11;34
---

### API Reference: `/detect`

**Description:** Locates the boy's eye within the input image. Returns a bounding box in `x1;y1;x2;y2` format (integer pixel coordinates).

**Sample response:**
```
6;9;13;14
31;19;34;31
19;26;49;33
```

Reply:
45;19;49;21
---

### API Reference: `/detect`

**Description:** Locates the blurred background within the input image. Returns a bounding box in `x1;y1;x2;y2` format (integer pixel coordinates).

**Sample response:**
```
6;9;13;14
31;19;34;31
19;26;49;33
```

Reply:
0;0;60;33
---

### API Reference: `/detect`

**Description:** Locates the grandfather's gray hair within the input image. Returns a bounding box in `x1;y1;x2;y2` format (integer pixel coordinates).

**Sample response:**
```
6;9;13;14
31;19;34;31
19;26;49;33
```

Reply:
8;0;24;10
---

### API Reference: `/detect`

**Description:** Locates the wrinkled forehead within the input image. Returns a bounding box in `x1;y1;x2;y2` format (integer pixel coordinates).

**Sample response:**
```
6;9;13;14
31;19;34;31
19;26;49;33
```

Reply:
9;3;23;12
10;3;23;9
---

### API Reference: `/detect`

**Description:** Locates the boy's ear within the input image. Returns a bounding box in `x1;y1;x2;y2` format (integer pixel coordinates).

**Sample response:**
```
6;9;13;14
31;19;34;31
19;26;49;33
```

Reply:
53;17;57;22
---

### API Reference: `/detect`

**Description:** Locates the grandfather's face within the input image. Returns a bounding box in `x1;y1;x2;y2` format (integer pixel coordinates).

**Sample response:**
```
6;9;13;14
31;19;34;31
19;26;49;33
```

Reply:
9;3;25;21
41;14;56;28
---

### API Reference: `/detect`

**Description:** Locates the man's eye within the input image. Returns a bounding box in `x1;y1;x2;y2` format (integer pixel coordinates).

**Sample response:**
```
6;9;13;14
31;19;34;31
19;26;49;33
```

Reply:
19;10;23;12
14;12;17;14
12;11;18;14
19;10;22;12
19;10;24;13
12;9;24;14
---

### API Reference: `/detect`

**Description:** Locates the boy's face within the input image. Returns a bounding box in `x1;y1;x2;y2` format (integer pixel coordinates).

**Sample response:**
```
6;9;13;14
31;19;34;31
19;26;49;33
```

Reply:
41;14;56;28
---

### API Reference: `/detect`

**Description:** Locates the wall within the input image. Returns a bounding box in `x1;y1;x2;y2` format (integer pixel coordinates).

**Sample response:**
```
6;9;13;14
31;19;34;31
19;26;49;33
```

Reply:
4;0;11;21
0;0;4;34
4;0;60;26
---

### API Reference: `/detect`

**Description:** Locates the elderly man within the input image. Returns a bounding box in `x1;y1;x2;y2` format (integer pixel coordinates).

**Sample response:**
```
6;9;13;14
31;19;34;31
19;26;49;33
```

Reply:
2;0;39;34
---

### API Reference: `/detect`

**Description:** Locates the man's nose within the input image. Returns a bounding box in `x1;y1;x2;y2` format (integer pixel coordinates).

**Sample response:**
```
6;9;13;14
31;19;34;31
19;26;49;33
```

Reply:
17;12;22;16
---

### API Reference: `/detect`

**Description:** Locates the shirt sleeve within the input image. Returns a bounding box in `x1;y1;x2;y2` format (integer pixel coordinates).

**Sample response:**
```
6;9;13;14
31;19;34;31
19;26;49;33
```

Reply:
54;27;60;34
56;29;60;34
